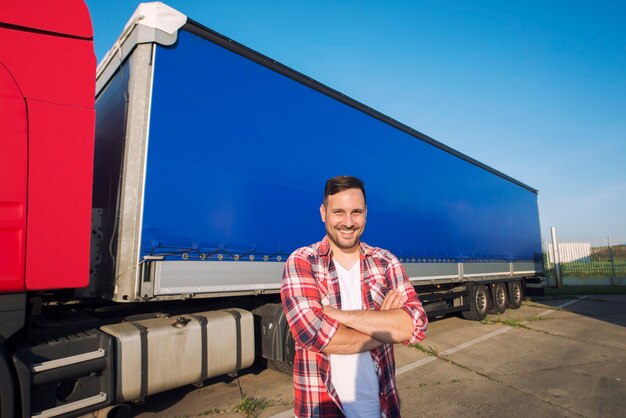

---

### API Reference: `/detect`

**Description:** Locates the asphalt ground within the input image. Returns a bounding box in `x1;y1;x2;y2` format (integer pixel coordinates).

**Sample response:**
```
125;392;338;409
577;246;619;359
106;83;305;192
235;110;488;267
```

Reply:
131;294;626;417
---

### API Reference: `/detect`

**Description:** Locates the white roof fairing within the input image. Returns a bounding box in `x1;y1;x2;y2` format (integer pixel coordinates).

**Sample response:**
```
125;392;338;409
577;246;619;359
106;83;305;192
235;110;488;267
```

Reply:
96;2;187;92
124;2;187;36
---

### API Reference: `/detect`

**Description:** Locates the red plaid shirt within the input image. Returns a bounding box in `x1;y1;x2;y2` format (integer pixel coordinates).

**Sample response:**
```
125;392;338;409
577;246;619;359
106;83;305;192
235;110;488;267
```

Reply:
281;237;428;418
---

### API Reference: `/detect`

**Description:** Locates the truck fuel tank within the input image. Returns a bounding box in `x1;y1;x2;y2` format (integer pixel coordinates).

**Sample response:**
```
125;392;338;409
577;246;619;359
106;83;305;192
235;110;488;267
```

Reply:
100;308;254;403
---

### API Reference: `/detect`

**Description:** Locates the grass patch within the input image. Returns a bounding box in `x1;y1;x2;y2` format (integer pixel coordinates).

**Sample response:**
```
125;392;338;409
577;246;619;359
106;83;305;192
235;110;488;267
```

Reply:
526;315;551;322
560;260;626;277
197;409;223;416
417;379;462;389
482;316;555;336
411;342;439;356
486;317;525;328
482;316;534;330
233;395;270;418
544;286;626;296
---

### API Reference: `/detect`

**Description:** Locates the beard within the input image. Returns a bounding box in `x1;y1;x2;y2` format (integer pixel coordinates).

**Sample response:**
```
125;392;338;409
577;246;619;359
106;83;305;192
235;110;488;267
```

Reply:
326;225;364;251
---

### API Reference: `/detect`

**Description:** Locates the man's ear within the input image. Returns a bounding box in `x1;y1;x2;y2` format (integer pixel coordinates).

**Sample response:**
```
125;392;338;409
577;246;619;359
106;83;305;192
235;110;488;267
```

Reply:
320;204;326;222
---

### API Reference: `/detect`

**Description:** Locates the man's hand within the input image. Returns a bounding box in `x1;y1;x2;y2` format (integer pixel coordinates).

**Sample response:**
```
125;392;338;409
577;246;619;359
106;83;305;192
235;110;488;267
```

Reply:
380;290;407;311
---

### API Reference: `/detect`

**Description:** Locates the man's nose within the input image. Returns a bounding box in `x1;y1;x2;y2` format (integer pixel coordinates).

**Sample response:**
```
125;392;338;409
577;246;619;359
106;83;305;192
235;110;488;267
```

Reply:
343;215;355;227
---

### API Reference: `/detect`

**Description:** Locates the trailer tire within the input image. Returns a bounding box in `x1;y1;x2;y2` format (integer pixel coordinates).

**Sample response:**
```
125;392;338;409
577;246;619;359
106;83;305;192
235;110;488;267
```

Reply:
462;285;490;321
268;328;295;375
508;281;524;309
0;347;16;418
490;283;508;314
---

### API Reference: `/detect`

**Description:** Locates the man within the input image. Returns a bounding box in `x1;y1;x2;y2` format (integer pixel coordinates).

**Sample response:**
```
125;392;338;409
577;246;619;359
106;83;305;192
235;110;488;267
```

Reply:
281;176;428;418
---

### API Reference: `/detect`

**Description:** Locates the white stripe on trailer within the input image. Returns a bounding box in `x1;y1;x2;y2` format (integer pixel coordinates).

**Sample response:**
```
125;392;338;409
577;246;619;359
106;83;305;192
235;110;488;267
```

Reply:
409;274;461;281
463;272;516;278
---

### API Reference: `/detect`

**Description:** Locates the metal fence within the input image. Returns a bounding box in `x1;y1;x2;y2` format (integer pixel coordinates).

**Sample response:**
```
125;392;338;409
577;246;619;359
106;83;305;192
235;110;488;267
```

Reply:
543;239;626;278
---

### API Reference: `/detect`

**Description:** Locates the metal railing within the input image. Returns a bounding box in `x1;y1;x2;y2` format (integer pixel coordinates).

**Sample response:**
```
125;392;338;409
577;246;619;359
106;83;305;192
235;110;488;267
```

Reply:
543;238;626;279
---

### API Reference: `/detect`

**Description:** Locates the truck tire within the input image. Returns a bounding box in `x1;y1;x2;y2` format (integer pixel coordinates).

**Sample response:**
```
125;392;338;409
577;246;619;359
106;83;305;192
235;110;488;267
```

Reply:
268;327;295;375
508;281;524;309
0;348;16;418
462;284;490;321
490;283;508;314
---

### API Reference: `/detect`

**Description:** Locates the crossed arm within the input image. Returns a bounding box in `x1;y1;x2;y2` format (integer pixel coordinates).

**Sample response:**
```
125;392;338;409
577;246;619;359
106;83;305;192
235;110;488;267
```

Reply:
322;290;414;354
281;252;427;356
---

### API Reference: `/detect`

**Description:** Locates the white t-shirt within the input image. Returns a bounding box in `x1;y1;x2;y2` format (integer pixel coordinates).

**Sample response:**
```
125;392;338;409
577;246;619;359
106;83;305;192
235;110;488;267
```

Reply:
330;261;381;418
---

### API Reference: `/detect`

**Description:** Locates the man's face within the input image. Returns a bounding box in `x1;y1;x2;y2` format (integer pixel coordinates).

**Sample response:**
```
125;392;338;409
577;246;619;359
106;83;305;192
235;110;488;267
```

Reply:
320;188;367;252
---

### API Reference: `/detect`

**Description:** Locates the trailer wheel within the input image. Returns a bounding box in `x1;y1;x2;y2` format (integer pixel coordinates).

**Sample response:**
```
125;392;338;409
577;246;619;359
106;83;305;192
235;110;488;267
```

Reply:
268;328;295;375
508;281;524;309
462;285;490;321
490;283;508;314
0;348;16;418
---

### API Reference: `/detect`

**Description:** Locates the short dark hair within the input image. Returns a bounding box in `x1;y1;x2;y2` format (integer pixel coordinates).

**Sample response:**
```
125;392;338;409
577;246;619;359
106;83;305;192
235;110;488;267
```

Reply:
323;176;366;206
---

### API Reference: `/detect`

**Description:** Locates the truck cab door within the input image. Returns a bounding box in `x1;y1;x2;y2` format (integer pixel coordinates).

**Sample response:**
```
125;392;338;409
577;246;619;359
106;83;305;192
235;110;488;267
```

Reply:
0;62;27;292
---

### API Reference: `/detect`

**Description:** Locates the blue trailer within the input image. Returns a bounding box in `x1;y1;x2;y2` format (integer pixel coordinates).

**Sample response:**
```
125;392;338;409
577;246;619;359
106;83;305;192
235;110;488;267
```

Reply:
93;3;541;298
93;0;543;409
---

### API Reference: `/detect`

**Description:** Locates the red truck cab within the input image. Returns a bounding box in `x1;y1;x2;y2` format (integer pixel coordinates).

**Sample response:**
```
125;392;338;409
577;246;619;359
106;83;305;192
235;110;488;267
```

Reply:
0;0;95;292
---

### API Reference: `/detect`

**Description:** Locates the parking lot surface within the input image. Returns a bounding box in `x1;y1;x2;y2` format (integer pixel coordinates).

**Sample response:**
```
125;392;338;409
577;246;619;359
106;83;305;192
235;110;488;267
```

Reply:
132;294;626;417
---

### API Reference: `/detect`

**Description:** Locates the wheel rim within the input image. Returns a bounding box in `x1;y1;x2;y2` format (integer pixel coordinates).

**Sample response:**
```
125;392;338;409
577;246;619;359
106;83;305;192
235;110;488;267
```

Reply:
512;283;521;304
496;285;506;307
476;288;487;312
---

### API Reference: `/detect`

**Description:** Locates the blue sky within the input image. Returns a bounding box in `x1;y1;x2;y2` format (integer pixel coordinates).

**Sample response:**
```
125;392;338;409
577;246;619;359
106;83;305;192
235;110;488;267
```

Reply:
85;0;625;243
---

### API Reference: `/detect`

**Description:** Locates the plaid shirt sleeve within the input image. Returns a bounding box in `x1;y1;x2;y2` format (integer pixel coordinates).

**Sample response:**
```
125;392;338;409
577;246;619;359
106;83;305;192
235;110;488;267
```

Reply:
281;250;341;353
385;253;428;345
